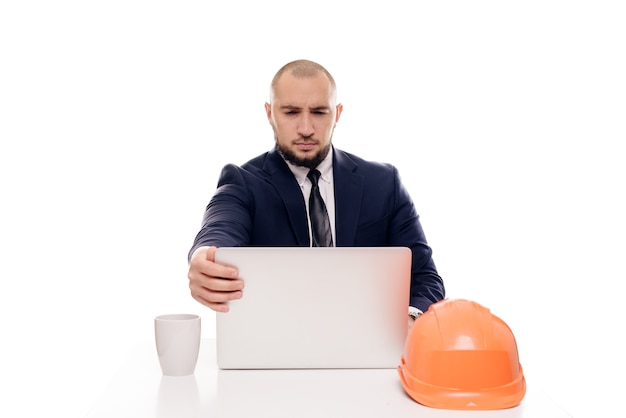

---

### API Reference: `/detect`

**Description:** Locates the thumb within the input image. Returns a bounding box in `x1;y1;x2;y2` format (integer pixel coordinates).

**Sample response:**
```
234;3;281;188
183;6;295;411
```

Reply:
205;246;218;262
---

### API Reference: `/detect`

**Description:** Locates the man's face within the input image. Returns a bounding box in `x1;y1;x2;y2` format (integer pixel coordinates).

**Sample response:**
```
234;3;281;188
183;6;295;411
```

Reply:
265;72;343;169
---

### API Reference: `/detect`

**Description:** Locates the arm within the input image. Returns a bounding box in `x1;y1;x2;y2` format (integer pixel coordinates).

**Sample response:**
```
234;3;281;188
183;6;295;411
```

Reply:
388;167;445;313
188;164;253;261
187;164;253;311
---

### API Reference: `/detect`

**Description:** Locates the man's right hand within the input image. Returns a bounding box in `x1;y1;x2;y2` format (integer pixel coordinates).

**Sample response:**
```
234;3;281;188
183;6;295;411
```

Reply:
188;246;243;312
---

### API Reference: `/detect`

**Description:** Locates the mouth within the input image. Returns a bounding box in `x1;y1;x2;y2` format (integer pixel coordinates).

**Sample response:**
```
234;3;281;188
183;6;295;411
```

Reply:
294;139;318;152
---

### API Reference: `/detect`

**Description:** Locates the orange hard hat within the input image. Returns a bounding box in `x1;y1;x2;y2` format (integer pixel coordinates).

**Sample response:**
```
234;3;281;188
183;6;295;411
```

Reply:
398;298;526;410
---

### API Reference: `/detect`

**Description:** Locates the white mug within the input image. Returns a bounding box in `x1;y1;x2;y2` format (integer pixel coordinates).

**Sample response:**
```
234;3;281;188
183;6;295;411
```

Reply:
154;314;201;376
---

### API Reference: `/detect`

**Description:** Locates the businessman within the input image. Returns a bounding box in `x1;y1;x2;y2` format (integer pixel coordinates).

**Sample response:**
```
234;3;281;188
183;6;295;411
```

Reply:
187;59;445;324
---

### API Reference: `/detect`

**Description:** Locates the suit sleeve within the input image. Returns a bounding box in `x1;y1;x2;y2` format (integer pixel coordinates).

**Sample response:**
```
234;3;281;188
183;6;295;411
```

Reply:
389;168;445;312
188;164;252;260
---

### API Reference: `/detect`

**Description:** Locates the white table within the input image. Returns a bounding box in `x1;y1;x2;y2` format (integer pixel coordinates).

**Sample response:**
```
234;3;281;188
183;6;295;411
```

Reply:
85;339;571;418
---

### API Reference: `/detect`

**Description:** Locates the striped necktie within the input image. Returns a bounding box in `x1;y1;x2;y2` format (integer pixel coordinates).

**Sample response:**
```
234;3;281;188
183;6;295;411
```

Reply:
307;169;333;247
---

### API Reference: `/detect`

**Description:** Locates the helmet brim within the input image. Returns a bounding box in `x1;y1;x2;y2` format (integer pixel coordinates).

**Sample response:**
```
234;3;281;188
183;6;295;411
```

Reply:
398;357;526;410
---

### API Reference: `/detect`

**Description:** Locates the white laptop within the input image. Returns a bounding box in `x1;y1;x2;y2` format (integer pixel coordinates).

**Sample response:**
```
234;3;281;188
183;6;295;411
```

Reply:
214;246;412;370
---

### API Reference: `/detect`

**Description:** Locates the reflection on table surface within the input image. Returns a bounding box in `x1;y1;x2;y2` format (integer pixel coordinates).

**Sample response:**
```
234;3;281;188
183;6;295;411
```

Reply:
86;339;571;418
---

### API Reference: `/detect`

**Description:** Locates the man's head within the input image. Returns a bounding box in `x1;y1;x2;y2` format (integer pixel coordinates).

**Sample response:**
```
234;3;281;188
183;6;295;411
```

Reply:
265;59;343;169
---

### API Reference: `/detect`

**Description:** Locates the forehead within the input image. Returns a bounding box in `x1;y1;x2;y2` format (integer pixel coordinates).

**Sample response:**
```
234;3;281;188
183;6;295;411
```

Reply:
272;72;335;107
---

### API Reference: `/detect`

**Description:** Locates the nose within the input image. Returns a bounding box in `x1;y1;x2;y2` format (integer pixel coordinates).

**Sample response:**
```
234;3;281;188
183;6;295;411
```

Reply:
297;113;314;138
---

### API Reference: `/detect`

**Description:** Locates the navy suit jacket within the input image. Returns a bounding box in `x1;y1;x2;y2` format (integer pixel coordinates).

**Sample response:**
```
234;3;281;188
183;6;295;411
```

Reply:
189;146;445;312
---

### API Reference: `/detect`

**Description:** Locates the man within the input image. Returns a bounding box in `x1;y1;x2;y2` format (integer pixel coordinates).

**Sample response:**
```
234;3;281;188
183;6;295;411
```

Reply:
187;59;444;325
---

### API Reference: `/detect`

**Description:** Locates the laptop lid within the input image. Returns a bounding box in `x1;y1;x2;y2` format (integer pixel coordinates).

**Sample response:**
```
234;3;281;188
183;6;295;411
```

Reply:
214;247;411;369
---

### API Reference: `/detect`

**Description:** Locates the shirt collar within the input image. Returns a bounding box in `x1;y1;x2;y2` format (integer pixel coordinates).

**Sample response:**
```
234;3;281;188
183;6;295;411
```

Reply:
284;147;334;187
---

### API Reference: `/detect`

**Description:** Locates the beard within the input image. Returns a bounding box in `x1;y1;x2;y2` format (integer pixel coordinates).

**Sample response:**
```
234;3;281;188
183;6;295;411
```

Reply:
275;137;332;169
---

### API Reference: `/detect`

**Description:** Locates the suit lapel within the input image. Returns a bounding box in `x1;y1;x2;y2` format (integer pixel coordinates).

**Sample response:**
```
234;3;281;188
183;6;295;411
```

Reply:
264;149;310;246
333;149;363;246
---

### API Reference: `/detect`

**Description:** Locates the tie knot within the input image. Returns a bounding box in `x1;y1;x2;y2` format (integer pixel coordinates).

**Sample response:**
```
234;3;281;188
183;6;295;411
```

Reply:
307;169;321;186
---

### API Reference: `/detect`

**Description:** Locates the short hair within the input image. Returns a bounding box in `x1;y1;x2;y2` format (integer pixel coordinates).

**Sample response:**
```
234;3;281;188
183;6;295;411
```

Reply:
270;59;337;99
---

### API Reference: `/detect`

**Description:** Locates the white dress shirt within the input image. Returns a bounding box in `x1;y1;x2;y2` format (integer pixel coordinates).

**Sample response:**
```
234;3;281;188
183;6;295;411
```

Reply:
283;148;336;247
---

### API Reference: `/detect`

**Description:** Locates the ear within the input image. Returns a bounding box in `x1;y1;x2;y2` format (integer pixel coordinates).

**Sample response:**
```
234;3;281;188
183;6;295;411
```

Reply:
335;103;344;124
264;102;272;122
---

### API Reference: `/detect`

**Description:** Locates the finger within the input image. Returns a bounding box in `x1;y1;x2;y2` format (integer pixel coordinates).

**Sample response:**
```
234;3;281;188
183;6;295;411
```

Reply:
204;275;244;292
205;246;217;261
206;263;239;281
193;247;239;280
190;282;242;310
188;265;243;292
189;272;243;299
200;286;243;303
191;293;230;313
189;260;239;284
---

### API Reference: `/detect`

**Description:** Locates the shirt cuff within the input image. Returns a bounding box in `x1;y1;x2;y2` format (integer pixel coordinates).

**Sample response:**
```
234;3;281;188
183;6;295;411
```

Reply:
408;306;423;320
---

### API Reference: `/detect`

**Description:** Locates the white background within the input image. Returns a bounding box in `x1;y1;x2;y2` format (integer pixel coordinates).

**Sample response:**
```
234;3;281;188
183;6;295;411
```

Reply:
1;1;624;417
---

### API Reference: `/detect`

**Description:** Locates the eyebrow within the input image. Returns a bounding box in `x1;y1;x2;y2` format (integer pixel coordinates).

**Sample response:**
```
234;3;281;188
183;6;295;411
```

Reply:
279;105;331;112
